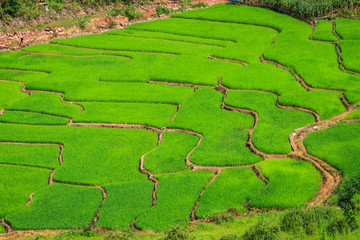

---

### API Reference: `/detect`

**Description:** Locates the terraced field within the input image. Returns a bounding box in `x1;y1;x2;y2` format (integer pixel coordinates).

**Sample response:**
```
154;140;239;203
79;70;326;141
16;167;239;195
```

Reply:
0;3;360;234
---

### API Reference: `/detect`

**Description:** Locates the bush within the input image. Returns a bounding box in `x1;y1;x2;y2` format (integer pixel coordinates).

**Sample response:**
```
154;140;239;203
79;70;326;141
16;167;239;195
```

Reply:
165;225;193;240
242;218;279;240
208;212;235;225
156;5;171;16
77;16;90;29
280;206;351;236
337;174;360;231
104;228;135;240
219;234;241;240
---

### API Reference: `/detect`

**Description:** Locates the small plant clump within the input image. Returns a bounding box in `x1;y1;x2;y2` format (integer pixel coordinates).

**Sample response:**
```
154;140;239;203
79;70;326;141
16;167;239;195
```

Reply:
242;218;280;240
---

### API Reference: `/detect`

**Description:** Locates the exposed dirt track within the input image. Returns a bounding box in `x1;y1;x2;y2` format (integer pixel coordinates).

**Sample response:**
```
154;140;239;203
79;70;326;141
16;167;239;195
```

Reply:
91;186;107;228
290;102;359;204
21;52;133;60
207;56;248;65
191;171;220;221
0;219;12;233
24;193;34;208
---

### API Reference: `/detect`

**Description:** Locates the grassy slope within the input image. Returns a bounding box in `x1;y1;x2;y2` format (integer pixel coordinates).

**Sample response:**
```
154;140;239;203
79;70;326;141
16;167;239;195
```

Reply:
196;168;265;218
251;159;321;208
0;144;60;169
170;87;261;166
144;131;197;174
0;123;157;185
6;184;102;230
226;90;315;154
312;21;338;42
336;18;360;40
0;111;69;125
73;102;176;128
96;180;153;229
0;165;50;218
305;122;360;177
135;171;213;231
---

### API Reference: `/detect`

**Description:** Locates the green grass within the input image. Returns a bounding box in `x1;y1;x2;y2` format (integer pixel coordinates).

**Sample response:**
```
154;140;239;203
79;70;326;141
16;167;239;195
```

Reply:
52;33;220;56
305;122;360;177
172;4;312;39
346;109;360;120
135;171;213;231
0;165;50;218
336;18;360;40
226;91;315;154
340;40;360;73
0;143;60;169
196;168;265;218
105;29;229;47
0;111;69;125
0;123;157;185
73;102;176;128
96;180;153;229
263;38;360;104
250;159;321;208
6;183;102;230
144;131;197;174
0;224;4;234
170;87;262;166
312;21;338;42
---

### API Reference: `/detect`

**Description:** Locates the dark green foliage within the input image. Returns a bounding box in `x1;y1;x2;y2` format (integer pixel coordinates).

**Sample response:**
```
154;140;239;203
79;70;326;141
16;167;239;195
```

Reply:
242;218;279;240
262;0;360;19
280;206;349;236
337;175;360;231
104;228;136;240
219;234;241;240
165;225;193;240
208;212;235;225
156;5;171;16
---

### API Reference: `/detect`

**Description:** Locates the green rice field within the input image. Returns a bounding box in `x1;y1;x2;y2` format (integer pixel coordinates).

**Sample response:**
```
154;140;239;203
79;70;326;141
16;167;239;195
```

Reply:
0;3;359;235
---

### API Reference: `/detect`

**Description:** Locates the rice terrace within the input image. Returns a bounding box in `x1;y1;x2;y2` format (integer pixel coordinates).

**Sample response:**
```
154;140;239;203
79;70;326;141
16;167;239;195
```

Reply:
0;0;360;239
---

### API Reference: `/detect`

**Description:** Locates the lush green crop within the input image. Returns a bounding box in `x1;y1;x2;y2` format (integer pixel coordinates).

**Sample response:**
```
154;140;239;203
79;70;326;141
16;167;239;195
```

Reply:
170;87;262;166
144;131;197;173
346;109;360;120
226;91;314;154
0;143;60;169
96;180;153;229
105;29;229;47
0;110;69;125
135;171;213;231
196;168;265;218
0;123;157;185
6;184;102;229
305;122;360;177
250;159;321;208
0;165;50;218
0;3;358;232
336;18;360;39
0;224;4;234
340;40;360;73
312;21;338;42
73;102;176;128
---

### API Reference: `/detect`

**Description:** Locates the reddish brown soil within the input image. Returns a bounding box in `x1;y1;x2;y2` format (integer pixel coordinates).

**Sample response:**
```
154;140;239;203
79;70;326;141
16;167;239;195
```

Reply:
0;0;227;51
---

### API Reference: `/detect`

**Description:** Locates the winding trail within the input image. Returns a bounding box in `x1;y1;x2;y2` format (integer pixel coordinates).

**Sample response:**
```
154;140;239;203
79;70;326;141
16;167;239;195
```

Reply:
207;56;248;65
91;186;107;228
0;219;12;233
20;52;133;60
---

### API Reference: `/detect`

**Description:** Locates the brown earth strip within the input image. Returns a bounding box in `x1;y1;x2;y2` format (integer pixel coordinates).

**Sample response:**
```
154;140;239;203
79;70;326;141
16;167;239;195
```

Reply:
0;219;12;234
170;105;181;124
24;193;34;208
275;96;320;122
191;171;220;221
91;186;107;228
51;43;180;56
21;52;133;60
207;56;248;65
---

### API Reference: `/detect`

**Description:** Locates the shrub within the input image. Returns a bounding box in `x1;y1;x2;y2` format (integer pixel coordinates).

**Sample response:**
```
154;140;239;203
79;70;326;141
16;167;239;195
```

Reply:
219;234;241;240
77;16;89;29
242;218;279;240
156;5;171;16
104;228;135;240
208;212;235;225
337;174;360;231
164;225;193;240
